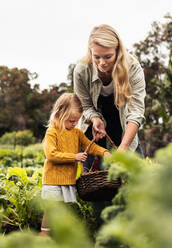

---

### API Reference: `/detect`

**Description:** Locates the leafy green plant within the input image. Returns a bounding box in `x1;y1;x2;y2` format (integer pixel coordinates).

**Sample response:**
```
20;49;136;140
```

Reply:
0;167;42;232
0;149;20;160
75;196;99;241
23;143;43;153
0;200;93;248
0;145;44;168
0;231;57;248
95;144;172;248
43;200;93;248
0;163;96;241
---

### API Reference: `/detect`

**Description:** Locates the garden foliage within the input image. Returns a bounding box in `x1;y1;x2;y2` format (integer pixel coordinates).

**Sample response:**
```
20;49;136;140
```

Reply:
0;201;93;248
0;143;172;247
95;144;172;248
0;166;43;231
0;143;44;168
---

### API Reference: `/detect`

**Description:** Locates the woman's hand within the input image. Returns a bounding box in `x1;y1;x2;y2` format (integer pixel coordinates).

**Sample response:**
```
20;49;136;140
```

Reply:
91;117;106;141
75;152;87;162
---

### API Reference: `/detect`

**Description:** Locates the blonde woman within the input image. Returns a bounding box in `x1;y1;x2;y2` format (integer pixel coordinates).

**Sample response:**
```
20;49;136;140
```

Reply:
74;25;146;228
74;24;146;159
40;93;109;236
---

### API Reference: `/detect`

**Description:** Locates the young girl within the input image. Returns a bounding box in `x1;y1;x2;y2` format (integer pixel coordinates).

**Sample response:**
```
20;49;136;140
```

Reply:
40;93;110;236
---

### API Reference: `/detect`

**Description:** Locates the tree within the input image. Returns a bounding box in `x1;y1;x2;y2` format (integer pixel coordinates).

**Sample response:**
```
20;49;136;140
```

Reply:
132;14;172;156
0;67;37;134
0;66;73;139
0;67;51;139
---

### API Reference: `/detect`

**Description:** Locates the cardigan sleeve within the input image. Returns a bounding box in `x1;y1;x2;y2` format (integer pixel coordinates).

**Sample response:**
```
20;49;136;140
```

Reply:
74;63;104;122
78;129;107;156
43;130;75;164
127;60;146;126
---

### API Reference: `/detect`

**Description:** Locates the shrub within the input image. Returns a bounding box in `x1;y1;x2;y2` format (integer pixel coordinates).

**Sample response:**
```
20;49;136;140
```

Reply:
0;132;17;146
0;130;36;146
15;130;36;146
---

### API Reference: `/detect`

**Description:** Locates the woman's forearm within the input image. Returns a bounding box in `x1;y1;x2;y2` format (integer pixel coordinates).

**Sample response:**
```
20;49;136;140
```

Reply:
118;122;139;151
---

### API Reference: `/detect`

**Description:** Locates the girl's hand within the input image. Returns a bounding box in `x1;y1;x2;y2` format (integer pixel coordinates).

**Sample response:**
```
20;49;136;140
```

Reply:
75;152;87;162
103;150;110;158
91;117;106;141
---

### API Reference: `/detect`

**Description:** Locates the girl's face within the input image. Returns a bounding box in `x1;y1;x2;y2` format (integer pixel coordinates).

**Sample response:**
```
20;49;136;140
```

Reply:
64;113;81;130
91;43;117;74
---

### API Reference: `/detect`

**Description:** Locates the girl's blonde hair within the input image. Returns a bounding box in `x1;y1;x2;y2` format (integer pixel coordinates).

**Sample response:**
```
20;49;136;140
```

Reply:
48;93;83;130
81;24;133;107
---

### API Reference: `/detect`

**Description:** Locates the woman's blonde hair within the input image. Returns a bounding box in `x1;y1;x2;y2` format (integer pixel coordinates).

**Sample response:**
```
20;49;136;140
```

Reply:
48;93;83;130
81;24;133;107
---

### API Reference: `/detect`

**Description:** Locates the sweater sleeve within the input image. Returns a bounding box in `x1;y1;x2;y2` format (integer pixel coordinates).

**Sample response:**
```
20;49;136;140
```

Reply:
43;129;75;164
78;129;107;156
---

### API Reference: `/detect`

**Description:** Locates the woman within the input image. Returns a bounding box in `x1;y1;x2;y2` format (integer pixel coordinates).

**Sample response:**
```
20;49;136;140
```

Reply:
74;24;146;159
73;24;146;227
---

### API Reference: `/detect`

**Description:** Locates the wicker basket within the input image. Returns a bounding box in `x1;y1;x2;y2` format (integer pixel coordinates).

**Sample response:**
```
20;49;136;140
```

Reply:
76;136;121;201
76;170;121;202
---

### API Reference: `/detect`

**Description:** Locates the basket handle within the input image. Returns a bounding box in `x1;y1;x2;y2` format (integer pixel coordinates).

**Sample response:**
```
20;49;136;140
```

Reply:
88;134;117;172
81;137;96;174
105;133;117;149
85;137;96;153
80;133;117;174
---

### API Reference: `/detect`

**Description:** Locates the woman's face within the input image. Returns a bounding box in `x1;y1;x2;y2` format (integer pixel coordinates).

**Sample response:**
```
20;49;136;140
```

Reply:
91;43;117;73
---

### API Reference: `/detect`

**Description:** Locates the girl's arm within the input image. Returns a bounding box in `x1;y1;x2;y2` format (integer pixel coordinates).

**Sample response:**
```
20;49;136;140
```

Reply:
43;132;76;163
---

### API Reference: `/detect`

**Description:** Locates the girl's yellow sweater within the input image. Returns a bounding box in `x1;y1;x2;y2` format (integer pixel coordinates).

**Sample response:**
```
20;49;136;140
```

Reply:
42;125;107;185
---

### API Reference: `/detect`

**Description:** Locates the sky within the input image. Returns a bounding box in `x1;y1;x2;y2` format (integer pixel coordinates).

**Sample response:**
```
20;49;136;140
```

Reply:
0;0;171;90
